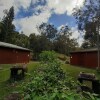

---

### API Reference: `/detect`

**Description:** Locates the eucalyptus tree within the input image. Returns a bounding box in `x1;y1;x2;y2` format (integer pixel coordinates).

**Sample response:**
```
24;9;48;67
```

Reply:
73;0;100;47
73;0;100;68
38;23;57;40
54;25;78;55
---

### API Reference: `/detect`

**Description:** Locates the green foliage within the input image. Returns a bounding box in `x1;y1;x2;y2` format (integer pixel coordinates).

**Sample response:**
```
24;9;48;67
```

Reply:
0;6;15;43
0;61;99;99
39;51;57;63
0;7;29;49
38;23;57;40
54;25;78;55
29;33;53;60
22;51;76;99
22;51;99;100
0;7;78;55
0;62;39;99
73;0;100;48
14;33;29;48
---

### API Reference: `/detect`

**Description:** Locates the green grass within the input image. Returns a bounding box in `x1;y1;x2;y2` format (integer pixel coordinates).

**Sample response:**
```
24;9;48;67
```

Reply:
62;64;100;89
0;61;39;99
0;62;39;82
0;64;11;82
0;61;99;99
62;64;97;80
27;61;40;72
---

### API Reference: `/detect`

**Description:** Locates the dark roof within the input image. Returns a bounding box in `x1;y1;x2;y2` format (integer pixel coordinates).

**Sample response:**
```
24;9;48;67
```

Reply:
0;42;30;51
70;48;98;53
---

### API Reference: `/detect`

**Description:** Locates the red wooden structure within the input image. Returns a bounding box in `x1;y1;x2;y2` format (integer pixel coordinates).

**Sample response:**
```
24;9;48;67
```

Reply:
70;48;100;68
0;42;30;64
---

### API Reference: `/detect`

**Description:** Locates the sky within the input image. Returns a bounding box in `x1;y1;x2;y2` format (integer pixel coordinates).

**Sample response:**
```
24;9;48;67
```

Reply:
0;0;85;45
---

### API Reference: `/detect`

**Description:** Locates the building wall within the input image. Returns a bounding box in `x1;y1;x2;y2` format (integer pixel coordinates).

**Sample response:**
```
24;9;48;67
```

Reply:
0;47;30;64
70;51;98;68
70;53;79;65
84;52;97;68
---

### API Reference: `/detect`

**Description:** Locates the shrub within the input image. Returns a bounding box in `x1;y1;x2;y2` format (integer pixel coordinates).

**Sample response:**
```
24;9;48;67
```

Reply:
22;51;100;100
39;51;57;63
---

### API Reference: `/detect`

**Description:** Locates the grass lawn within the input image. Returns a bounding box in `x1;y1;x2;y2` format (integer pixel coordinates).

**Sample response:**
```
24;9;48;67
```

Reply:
0;61;39;99
62;64;97;79
0;61;99;99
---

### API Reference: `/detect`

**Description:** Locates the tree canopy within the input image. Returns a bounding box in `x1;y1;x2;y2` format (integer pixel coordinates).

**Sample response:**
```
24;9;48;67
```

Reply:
0;6;15;43
0;6;79;60
73;0;100;48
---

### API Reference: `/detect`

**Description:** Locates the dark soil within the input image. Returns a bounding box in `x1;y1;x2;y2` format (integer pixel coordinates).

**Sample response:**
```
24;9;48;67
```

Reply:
4;93;21;100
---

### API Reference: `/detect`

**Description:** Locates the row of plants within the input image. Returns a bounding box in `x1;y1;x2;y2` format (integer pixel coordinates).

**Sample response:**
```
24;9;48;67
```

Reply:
22;51;100;100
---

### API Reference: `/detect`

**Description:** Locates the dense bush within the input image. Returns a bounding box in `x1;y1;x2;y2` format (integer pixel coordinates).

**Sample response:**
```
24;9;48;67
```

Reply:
39;51;57;63
22;51;99;100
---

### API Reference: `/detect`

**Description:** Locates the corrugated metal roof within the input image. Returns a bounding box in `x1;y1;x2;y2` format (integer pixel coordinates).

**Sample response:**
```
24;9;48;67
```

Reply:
70;48;98;53
0;42;30;51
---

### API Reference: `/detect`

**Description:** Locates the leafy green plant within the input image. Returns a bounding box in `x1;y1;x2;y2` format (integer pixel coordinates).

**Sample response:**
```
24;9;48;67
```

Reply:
39;51;57;63
22;51;100;100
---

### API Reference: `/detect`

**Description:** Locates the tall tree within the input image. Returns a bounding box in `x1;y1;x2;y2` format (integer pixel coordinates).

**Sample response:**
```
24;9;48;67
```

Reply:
15;33;29;48
29;24;78;58
0;6;15;43
73;0;100;48
0;22;5;41
29;33;52;60
38;23;57;40
54;25;78;55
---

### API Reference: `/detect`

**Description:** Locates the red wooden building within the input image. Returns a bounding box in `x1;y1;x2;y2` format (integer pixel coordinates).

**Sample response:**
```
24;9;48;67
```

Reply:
70;48;100;68
0;42;30;64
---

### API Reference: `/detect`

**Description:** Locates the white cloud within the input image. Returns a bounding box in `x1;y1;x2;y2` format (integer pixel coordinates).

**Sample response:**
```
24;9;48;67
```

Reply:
14;9;51;36
15;0;31;9
57;24;84;46
0;0;35;19
71;27;80;39
71;27;84;46
57;25;65;30
13;0;31;14
47;0;85;15
0;0;14;20
59;25;84;46
0;0;85;36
